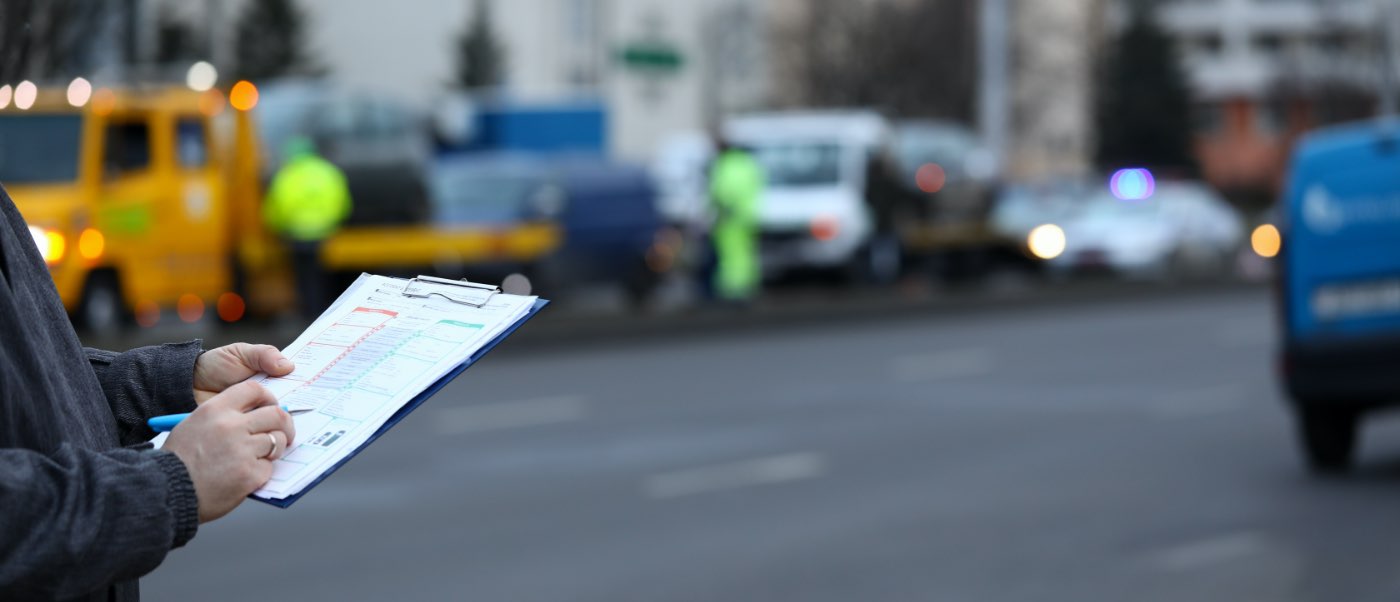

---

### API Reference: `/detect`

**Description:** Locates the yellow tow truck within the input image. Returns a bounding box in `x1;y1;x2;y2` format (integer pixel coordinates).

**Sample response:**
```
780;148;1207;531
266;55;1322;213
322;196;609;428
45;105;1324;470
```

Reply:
1;83;560;333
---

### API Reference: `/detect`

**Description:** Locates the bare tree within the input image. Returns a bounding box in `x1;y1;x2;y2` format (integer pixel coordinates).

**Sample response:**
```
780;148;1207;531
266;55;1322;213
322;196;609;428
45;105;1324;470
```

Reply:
773;0;978;122
0;0;106;83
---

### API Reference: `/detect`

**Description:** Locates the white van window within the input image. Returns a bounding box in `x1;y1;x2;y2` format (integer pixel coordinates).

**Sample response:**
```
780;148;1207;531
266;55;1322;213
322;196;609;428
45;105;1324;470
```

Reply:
751;142;842;187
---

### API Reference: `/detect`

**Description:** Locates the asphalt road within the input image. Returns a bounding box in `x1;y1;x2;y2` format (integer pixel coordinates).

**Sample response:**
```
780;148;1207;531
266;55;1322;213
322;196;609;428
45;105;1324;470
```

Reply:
142;288;1400;601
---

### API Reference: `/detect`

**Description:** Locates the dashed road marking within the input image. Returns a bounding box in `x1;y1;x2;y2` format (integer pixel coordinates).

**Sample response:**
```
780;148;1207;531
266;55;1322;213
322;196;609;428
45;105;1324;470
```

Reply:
1147;383;1249;418
434;395;587;434
644;452;826;499
1147;531;1270;572
893;348;994;382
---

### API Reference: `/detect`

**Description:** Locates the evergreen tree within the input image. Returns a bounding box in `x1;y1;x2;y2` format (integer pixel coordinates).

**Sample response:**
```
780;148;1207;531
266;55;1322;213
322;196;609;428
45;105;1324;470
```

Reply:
455;0;504;89
1095;3;1195;171
233;0;322;82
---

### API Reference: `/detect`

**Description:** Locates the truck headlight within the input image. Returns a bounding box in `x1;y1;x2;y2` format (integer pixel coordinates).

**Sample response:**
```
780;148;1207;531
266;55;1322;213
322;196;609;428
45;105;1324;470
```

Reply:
28;226;66;265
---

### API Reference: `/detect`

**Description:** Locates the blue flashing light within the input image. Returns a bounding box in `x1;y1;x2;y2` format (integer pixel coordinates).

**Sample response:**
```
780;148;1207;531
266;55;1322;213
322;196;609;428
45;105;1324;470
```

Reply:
1110;168;1156;201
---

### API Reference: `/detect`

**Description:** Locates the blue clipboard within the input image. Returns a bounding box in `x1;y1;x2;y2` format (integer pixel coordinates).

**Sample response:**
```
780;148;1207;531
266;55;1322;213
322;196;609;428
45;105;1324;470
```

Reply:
254;297;549;508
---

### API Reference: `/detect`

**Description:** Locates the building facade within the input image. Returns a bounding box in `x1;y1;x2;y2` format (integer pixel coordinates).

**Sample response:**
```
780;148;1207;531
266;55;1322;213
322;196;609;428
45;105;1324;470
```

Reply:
178;0;772;161
1156;0;1385;196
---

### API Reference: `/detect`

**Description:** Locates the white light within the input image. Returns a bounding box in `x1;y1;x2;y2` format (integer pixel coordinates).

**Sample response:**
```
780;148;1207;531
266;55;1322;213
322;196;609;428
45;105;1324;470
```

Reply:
28;226;50;258
66;77;92;107
185;61;218;92
1027;223;1067;260
14;80;36;110
0;85;11;109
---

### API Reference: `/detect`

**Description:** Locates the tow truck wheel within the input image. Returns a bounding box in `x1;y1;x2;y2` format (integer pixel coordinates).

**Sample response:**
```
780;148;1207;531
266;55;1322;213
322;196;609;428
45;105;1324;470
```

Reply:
1296;405;1359;474
77;271;128;337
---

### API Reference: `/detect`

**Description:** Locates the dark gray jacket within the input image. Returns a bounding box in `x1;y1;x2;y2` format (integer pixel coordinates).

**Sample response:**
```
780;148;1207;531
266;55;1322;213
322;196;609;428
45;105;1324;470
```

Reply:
0;186;201;601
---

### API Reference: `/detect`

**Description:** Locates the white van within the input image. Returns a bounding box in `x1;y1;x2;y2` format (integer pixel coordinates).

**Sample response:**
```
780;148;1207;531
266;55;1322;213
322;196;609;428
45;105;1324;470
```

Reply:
724;111;889;279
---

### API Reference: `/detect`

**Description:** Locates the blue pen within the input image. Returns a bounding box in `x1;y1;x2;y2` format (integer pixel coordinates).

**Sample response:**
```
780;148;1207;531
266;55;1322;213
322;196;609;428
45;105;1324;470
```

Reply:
148;406;314;433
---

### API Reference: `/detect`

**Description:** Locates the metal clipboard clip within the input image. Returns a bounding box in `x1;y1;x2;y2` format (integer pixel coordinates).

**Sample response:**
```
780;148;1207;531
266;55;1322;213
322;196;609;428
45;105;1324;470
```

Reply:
401;275;500;307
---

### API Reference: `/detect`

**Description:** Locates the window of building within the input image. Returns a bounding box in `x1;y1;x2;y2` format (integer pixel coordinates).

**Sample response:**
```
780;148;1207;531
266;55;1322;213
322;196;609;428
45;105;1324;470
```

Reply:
1253;101;1285;135
1253;32;1286;57
1193;103;1224;134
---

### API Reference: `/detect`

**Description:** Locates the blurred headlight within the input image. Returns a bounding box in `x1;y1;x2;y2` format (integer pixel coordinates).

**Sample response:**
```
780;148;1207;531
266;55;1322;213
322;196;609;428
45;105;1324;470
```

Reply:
28;226;66;265
79;228;105;260
1251;224;1280;259
1027;224;1066;260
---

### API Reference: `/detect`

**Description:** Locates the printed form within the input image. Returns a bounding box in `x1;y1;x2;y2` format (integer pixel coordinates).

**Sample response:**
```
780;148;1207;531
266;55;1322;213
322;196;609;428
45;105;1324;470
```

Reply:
250;274;537;501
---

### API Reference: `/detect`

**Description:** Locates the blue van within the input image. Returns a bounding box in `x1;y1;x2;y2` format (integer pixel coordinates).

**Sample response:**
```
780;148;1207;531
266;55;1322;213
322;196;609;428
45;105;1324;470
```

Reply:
430;154;671;304
1279;119;1400;472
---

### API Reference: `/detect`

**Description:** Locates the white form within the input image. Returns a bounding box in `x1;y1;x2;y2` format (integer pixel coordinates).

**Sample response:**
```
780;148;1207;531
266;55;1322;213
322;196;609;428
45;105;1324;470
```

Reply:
250;274;537;501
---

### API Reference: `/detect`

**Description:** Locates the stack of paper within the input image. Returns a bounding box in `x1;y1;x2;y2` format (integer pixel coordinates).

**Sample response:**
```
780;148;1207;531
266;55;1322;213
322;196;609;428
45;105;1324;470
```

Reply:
249;274;541;504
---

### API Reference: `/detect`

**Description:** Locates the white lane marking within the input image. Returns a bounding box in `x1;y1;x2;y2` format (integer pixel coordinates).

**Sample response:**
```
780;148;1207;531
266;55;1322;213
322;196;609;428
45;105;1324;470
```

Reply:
434;395;586;434
644;452;826;499
893;348;994;382
1147;531;1270;572
1147;383;1249;417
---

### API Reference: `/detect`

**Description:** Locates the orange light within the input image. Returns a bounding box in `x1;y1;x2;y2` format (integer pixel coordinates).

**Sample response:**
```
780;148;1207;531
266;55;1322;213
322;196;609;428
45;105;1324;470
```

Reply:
916;163;947;194
135;300;160;328
177;294;205;323
810;217;839;241
1251;223;1281;259
43;231;66;264
91;88;117;116
229;80;259;111
199;89;226;116
78;228;105;260
217;292;246;322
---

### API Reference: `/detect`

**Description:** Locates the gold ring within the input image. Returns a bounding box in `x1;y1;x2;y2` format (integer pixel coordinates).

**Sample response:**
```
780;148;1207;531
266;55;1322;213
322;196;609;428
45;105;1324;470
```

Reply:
264;432;278;460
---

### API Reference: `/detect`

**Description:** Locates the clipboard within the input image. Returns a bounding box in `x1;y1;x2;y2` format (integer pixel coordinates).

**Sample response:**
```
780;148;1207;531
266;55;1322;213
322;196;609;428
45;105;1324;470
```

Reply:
253;275;547;508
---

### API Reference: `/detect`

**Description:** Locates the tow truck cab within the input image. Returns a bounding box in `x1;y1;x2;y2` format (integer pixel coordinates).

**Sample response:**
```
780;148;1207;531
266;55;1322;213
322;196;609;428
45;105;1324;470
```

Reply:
2;86;292;333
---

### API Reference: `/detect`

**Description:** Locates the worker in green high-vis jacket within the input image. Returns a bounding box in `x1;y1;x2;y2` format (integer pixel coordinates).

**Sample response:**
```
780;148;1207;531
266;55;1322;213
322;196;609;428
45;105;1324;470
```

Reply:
708;139;765;302
263;137;351;319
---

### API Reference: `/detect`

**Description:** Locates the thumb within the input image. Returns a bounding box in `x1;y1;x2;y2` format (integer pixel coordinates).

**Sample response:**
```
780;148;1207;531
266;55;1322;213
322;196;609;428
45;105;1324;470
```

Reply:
234;343;295;377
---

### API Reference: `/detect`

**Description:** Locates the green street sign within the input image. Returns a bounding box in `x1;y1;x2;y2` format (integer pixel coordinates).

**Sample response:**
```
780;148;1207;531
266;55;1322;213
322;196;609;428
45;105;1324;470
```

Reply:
616;42;684;73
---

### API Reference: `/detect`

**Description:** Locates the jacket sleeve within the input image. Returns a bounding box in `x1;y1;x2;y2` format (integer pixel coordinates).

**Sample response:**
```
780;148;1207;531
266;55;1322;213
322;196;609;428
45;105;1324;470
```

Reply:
0;446;199;600
85;342;203;446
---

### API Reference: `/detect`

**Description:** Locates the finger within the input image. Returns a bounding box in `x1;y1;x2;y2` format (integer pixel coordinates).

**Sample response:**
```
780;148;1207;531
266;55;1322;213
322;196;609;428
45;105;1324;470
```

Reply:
209;380;278;413
242;430;282;460
243;404;290;434
235;343;294;377
267;430;287;460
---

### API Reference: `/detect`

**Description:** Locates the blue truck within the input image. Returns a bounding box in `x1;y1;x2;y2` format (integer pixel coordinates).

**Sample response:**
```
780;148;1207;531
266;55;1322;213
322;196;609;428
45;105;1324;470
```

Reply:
1279;118;1400;472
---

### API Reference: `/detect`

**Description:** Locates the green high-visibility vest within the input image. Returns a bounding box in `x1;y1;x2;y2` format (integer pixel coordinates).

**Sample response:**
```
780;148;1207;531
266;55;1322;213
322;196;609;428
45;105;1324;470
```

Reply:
263;155;352;242
709;150;764;300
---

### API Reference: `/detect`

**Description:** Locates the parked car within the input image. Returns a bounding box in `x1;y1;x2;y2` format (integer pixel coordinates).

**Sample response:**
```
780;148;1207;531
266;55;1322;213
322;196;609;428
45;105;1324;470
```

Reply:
430;154;673;305
990;178;1098;242
1043;181;1243;278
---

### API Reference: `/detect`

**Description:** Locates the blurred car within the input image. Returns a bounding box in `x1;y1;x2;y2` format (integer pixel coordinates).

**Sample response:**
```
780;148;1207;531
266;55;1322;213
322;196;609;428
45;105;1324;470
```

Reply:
255;80;432;226
430;154;672;305
890;119;997;221
1044;181;1243;277
1277;119;1400;473
990;178;1098;241
724;110;887;280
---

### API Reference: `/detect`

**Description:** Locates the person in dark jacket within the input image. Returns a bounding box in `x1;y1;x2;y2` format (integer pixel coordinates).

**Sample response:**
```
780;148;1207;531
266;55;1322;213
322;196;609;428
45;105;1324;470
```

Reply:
0;184;298;601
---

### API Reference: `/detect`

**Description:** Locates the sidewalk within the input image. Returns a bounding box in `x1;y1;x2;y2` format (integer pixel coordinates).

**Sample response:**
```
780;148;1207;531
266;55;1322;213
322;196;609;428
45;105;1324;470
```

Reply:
77;278;1268;353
